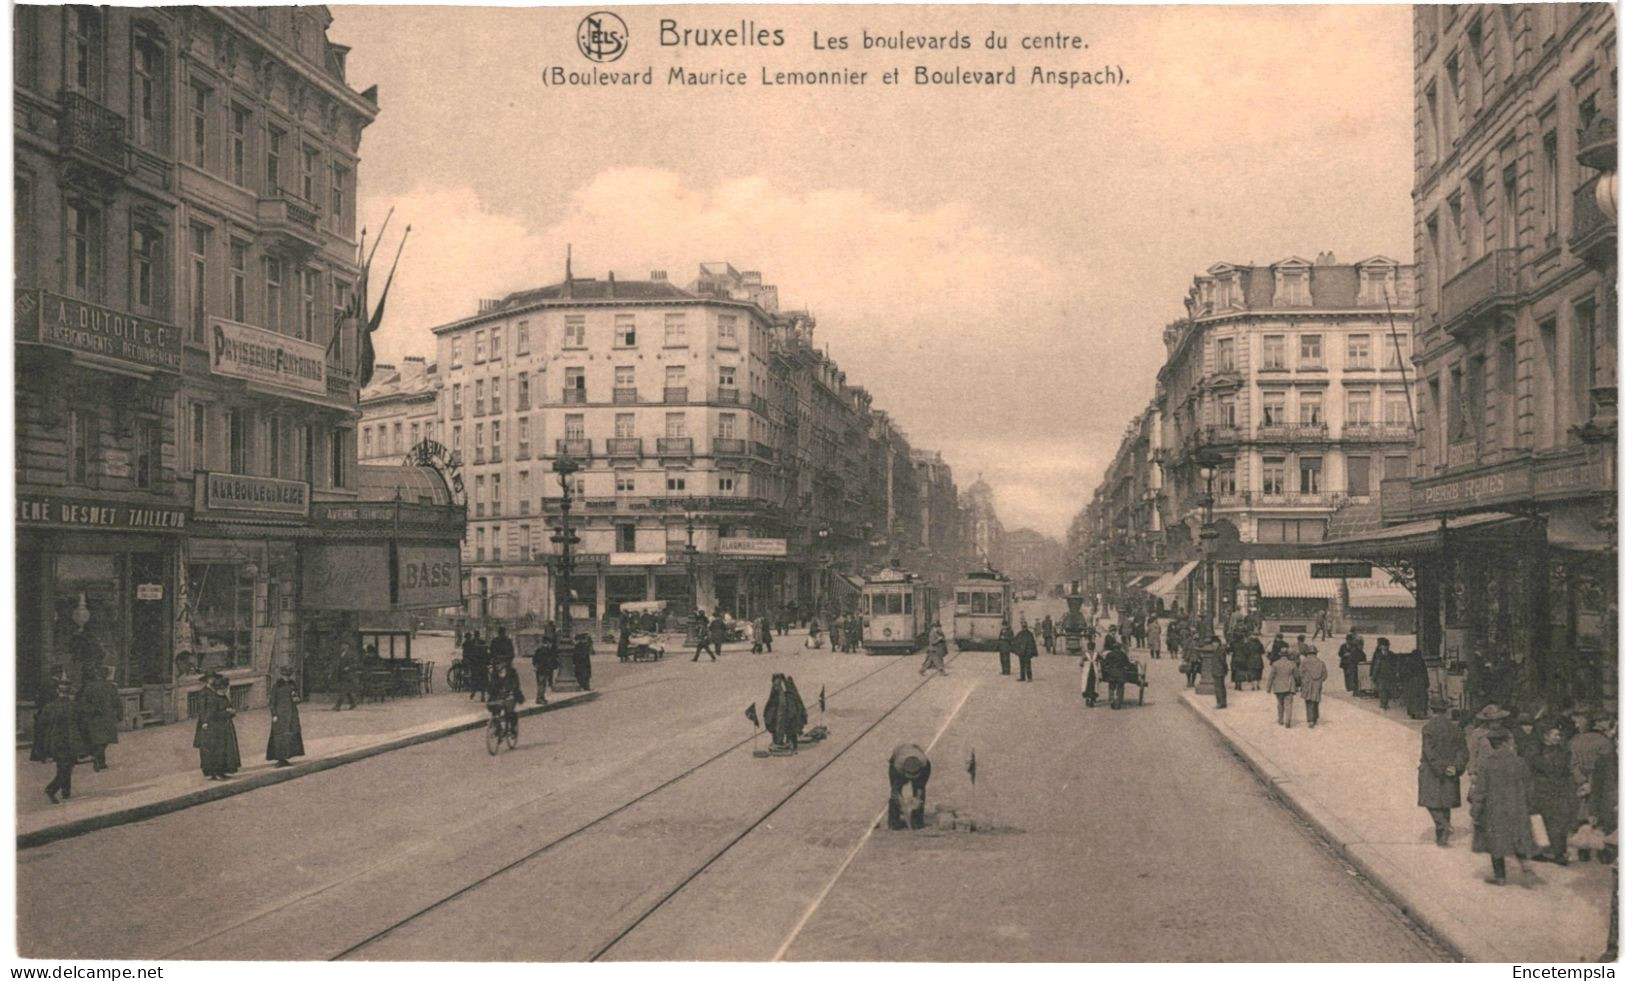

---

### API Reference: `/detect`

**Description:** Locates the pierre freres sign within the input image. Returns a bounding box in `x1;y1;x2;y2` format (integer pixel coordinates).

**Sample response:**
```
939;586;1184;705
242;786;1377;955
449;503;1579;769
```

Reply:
201;472;310;516
16;289;182;373
209;317;326;396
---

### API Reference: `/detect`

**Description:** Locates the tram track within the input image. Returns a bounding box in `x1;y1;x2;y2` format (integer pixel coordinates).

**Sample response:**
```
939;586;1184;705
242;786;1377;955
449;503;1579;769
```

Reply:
331;648;965;962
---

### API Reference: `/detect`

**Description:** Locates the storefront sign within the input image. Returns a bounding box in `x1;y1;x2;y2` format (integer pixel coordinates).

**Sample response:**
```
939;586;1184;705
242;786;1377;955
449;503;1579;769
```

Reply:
302;544;391;610
208;317;326;396
17;494;188;531
719;537;787;557
609;552;668;566
203;473;310;516
1534;447;1613;498
314;501;465;533
16;289;182;372
1412;459;1533;515
397;545;462;608
404;439;466;504
1310;562;1372;579
136;583;164;601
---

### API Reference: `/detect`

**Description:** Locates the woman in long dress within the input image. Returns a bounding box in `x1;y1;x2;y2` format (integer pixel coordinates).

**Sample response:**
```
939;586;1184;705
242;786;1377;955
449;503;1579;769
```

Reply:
197;675;242;780
764;673;807;752
266;665;305;767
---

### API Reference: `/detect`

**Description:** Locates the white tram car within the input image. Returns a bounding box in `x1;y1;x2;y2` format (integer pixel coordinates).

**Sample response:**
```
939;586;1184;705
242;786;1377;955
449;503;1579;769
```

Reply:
952;568;1014;651
859;568;937;654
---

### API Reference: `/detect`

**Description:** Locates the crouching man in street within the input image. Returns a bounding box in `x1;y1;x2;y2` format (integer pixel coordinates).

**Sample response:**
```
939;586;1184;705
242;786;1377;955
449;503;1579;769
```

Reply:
888;743;931;830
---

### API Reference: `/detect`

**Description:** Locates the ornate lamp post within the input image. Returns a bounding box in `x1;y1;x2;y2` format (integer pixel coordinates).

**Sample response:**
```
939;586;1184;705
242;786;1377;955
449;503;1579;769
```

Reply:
684;511;699;615
550;454;581;688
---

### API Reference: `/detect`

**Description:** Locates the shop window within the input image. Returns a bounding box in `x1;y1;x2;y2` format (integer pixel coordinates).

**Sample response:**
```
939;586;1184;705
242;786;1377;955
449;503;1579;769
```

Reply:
1347;456;1371;497
135;418;160;488
188;562;254;670
616;524;636;552
68;409;92;485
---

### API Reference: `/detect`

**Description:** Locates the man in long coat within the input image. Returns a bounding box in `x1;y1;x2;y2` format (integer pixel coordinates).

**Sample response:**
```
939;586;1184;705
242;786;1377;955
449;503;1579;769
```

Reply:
532;628;559;704
34;680;79;803
1419;704;1469;846
1014;622;1039;682
692;611;715;662
76;664;122;770
572;633;594;690
1147;617;1163;660
1337;632;1367;693
1298;646;1329;728
995;622;1014;676
1202;635;1229;709
1371;638;1398;710
266;665;305;767
332;642;360;711
1470;729;1535;885
1529;720;1579;865
1040;615;1056;655
488;625;516;668
464;630;489;700
1266;651;1300;725
1102;641;1132;709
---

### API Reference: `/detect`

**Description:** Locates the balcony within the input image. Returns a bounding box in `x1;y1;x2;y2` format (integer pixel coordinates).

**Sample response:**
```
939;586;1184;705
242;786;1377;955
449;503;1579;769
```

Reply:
752;441;775;461
1198;423;1244;446
256;188;324;256
657;437;693;458
1440;249;1519;336
563;389;587;405
1257;422;1329;444
663;386;689;404
714;437;746;456
716;388;740;404
1570;173;1617;264
1256;491;1331;507
1342;422;1414;443
556;438;592;459
607;437;643;458
613;387;639;404
57;91;128;182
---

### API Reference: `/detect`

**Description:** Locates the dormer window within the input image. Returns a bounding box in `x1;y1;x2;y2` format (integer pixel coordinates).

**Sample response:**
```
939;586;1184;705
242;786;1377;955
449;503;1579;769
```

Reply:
1274;263;1311;307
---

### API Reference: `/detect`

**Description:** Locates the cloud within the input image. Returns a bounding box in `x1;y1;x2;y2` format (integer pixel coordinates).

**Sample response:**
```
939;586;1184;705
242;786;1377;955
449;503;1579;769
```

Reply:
366;169;1084;538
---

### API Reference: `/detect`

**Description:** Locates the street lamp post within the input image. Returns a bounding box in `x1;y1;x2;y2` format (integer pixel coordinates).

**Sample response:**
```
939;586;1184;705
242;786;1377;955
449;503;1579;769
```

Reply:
550;455;582;689
684;511;699;616
1194;446;1224;644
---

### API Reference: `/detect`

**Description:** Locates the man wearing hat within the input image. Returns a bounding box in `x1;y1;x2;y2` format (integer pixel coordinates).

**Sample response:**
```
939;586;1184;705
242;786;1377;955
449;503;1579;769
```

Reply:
1419;702;1469;846
33;680;80;803
1337;631;1366;694
1469;727;1535;885
1468;704;1513;782
267;665;305;768
76;664;122;771
888;743;931;830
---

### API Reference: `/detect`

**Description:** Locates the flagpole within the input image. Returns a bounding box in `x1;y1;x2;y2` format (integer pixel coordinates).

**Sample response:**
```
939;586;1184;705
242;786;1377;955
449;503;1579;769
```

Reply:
365;207;395;272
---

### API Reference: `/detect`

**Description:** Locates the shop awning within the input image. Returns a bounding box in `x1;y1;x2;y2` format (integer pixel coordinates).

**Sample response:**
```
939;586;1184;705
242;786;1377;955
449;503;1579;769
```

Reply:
1126;574;1158;590
1254;559;1341;599
1314;511;1528;558
835;573;865;595
1345;568;1416;609
357;465;453;506
1145;561;1200;603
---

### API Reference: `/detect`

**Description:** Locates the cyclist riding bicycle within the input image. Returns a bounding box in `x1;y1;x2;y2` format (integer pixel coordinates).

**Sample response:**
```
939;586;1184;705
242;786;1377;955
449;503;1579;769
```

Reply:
485;660;525;738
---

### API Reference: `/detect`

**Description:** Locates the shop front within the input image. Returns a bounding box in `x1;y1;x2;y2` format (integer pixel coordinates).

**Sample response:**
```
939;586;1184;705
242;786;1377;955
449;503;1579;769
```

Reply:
17;494;188;723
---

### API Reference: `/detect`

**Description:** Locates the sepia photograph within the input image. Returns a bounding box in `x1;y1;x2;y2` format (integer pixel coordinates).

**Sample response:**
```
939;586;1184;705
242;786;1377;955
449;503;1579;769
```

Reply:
7;0;1619;967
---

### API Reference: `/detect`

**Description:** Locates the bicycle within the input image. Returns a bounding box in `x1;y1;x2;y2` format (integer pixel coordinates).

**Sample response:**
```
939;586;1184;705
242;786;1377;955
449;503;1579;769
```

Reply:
485;698;518;755
447;659;467;692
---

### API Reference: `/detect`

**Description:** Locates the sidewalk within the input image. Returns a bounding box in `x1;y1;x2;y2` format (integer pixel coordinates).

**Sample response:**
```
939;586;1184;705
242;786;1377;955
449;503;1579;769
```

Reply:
1178;667;1614;963
16;668;598;848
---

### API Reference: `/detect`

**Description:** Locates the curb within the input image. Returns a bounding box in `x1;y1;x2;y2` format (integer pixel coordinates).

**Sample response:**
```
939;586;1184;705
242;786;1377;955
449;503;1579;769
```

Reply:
1179;692;1471;963
18;692;598;850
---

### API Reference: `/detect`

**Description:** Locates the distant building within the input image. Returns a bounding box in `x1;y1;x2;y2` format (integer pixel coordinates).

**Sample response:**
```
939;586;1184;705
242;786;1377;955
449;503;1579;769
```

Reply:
360;357;440;463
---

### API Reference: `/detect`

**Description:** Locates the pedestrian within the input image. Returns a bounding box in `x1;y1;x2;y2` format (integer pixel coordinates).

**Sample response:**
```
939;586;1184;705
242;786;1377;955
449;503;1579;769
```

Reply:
196;674;242;781
1268;631;1289;663
486;659;525;738
531;628;557;704
887;743;931;830
1041;615;1056;655
1201;634;1229;710
1298;645;1328;728
463;630;488;701
572;632;594;691
1419;703;1469;846
805;616;824;651
1337;631;1367;693
776;607;790;637
76;664;121;771
691;610;713;662
1131;614;1146;649
1239;631;1266;690
489;625;516;668
1266;647;1300;727
33;679;79;803
760;614;775;653
617;615;632;661
1470;728;1535;886
1014;620;1039;682
266;665;305;767
1147;616;1163;660
1570;715;1614;831
1102;640;1132;709
331;642;359;711
1167;619;1184;661
1529;719;1580;865
750;616;766;654
1371;637;1398;710
919;622;949;676
996;621;1014;676
1467;704;1513;782
1396;643;1431;719
764;673;807;754
1312;608;1331;641
1181;632;1202;688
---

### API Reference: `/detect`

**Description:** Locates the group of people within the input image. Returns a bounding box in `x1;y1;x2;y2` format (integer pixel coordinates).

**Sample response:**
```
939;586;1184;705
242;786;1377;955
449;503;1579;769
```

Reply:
1420;702;1619;886
30;664;126;803
994;620;1042;681
1079;625;1136;709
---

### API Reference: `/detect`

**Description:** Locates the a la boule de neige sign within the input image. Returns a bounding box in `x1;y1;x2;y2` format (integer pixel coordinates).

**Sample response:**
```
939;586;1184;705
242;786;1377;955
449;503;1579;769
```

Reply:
209;317;326;396
204;472;310;516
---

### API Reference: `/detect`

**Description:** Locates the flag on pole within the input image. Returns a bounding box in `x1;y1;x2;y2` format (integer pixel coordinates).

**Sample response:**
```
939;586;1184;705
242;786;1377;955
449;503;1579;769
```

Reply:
967;750;977;786
745;703;759;728
818;685;826;713
358;225;410;387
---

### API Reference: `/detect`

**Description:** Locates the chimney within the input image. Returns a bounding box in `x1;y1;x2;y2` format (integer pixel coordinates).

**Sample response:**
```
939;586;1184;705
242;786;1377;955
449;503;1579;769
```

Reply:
606;270;616;299
563;244;573;300
650;270;667;281
478;298;502;314
403;355;425;363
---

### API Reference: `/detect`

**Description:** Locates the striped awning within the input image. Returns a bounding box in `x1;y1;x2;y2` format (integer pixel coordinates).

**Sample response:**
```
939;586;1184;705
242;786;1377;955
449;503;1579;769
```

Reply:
1253;559;1340;599
1126;574;1158;589
1146;561;1201;603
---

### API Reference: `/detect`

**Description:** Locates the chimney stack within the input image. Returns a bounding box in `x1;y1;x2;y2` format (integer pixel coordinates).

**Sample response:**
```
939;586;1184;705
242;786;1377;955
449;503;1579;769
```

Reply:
650;270;666;281
606;270;616;299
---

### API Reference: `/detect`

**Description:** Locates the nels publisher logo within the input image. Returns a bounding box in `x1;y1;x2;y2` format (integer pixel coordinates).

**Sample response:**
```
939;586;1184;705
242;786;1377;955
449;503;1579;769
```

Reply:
577;11;627;63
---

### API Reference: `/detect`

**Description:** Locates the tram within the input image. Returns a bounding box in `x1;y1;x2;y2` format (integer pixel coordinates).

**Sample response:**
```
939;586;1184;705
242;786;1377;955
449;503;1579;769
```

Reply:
859;568;937;654
952;568;1014;651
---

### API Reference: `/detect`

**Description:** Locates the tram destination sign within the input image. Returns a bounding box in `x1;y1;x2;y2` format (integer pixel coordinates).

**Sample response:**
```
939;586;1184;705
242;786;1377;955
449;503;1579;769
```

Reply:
1310;562;1372;579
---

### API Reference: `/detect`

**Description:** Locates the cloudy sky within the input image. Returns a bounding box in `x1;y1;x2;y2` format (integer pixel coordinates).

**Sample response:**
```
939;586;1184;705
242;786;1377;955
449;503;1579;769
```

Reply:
331;4;1414;540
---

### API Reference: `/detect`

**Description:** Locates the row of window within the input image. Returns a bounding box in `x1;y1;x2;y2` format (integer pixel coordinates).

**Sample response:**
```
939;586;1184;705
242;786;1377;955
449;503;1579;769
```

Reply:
182;400;351;489
58;409;163;490
362;419;438;459
1215;389;1413;428
467;514;754;563
428;410;755;463
1202;451;1409;500
448;311;746;366
1224;332;1411;373
465;472;743;519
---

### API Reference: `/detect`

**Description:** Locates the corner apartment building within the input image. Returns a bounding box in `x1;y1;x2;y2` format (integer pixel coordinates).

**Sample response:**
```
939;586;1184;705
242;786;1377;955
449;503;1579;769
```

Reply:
1323;4;1616;715
14;7;467;724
